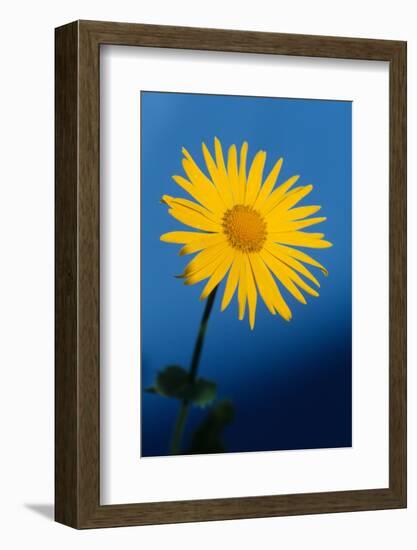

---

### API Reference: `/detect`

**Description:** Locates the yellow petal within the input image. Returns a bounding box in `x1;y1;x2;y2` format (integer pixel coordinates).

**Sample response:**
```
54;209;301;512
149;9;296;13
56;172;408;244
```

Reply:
172;174;221;214
221;253;243;311
278;205;322;222
168;205;221;233
289;216;327;231
268;217;326;233
162;195;220;224
260;174;300;214
185;249;229;286
288;272;319;297
237;142;248;204
260;250;308;303
262;249;319;302
273;243;329;276
160;231;211;244
244;255;258;329
253;157;283;209
265;185;313;216
249;253;292;320
200;250;235;300
248;254;276;315
179;234;226;256
181;157;226;214
214;138;228;177
202;139;233;208
183;242;228;278
245;150;266;206
271;231;332;249
260;250;307;304
237;258;247;320
265;242;324;285
215;138;235;206
227;145;240;204
273;258;320;297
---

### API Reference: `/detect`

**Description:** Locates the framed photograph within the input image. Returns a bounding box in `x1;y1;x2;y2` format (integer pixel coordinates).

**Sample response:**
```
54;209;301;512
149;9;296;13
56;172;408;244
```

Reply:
55;20;406;528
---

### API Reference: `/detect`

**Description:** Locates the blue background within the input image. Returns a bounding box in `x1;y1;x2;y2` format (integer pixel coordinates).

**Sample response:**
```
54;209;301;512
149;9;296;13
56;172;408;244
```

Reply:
140;91;352;457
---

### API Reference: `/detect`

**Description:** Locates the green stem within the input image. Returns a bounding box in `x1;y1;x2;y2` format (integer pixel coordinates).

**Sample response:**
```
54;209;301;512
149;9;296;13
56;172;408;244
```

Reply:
170;286;218;455
170;401;190;455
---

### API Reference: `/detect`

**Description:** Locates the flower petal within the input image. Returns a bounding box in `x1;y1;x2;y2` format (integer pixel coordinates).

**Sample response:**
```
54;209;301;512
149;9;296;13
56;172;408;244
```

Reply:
184;248;229;285
268;216;326;233
172;174;220;214
249;253;292;320
168;204;221;233
162;195;220;223
160;230;212;244
259;251;307;304
181;156;226;215
259;174;300;214
262;248;319;299
214;138;232;192
237;258;247;320
272;243;329;276
253;157;283;209
245;150;266;206
179;233;226;256
270;231;332;249
202;139;233;207
248;254;276;315
200;250;235;300
265;185;313;216
227;144;240;204
221;253;243;311
265;242;326;284
182;242;228;279
244;255;258;329
279;205;322;222
237;142;248;204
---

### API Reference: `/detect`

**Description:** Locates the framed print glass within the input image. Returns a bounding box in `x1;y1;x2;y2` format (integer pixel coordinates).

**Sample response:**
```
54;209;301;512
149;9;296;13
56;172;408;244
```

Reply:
138;92;351;459
55;20;406;528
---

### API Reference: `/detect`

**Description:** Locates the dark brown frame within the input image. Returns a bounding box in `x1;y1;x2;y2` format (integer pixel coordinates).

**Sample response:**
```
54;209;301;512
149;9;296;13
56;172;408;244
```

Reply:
55;20;407;529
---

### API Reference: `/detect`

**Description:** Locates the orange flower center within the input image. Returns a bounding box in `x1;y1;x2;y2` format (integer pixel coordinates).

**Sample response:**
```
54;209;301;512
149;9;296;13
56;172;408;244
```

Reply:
222;205;267;253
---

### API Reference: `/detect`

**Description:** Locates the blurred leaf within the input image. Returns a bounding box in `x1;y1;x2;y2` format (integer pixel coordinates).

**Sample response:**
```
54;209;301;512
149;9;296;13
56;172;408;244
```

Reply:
189;378;217;407
155;365;189;399
148;366;217;407
188;400;235;454
211;400;235;424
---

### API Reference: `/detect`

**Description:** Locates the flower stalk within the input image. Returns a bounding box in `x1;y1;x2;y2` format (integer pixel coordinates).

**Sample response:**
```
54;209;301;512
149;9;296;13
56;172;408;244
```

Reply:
170;285;218;454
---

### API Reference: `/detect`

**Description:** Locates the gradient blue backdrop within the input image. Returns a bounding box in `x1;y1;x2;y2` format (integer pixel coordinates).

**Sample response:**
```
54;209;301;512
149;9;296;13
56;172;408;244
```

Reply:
141;91;352;457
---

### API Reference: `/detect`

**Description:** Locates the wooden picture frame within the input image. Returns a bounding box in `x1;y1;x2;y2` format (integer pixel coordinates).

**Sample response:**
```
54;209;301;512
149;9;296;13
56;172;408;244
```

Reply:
55;20;407;529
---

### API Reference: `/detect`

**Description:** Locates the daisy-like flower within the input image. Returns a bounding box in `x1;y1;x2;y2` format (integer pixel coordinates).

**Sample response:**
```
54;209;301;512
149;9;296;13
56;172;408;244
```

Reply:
160;138;332;329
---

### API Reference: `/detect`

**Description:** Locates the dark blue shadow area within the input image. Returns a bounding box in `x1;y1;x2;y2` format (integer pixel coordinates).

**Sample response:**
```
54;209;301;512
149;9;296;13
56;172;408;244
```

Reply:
140;91;352;457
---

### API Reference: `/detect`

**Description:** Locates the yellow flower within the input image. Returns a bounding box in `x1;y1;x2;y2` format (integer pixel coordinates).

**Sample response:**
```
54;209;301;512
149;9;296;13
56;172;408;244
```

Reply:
161;138;332;329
